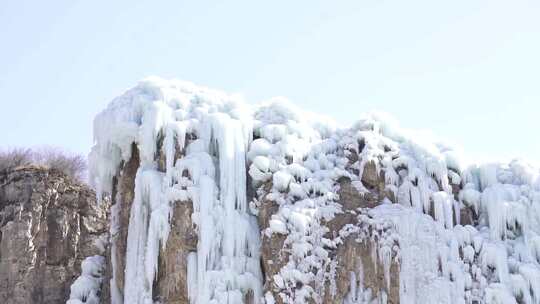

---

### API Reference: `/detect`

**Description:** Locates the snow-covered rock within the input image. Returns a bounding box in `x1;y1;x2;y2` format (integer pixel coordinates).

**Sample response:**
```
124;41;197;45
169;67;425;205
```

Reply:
87;77;540;304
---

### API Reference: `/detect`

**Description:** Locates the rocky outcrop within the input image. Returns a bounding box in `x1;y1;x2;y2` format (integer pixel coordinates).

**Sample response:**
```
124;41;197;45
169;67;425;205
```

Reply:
257;159;401;304
107;144;140;302
155;199;197;304
86;78;536;304
0;166;109;304
104;139;198;304
0;148;470;304
97;140;480;304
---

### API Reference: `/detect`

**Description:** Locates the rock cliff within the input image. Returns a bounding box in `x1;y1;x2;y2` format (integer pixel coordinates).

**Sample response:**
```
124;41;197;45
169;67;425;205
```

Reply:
0;166;109;304
3;78;540;304
86;78;540;304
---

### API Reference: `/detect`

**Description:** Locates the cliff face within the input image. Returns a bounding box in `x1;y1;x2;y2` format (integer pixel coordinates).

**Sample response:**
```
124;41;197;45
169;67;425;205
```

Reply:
101;142;400;304
0;166;109;304
255;161;401;304
86;78;540;304
106;143;198;304
3;78;539;304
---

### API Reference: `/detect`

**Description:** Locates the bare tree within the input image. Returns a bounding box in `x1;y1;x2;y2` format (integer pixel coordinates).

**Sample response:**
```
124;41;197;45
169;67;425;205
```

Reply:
33;147;88;182
0;148;33;171
0;147;87;182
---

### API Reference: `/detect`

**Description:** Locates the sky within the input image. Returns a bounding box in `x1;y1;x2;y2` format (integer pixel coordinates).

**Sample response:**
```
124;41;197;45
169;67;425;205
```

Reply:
0;0;539;164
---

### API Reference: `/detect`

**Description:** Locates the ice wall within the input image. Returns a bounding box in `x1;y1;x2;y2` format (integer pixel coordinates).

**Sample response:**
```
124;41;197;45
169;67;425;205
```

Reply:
88;77;540;304
89;78;262;304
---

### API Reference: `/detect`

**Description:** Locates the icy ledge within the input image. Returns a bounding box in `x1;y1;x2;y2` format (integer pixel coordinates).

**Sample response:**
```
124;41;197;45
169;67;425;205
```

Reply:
87;77;540;304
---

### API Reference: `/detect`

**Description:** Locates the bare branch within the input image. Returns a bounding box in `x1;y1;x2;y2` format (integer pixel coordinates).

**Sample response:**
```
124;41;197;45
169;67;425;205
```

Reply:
0;147;87;182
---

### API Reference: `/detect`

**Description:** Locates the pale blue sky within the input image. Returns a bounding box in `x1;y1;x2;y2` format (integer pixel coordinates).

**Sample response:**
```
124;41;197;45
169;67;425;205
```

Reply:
1;0;539;163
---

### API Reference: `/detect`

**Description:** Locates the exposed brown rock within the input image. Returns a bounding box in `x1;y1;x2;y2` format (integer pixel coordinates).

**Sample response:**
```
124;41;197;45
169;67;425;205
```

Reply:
153;133;198;304
106;136;198;304
326;175;399;304
257;183;288;304
258;157;400;304
0;166;108;304
108;143;140;302
328;236;399;304
155;199;197;304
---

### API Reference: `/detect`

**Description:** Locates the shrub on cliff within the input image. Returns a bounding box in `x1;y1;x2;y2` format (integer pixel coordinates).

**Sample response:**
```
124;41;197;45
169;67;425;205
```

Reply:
0;147;87;182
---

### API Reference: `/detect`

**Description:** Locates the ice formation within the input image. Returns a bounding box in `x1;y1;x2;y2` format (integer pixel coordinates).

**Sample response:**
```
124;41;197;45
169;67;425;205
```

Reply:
89;78;262;304
67;256;106;304
86;77;540;304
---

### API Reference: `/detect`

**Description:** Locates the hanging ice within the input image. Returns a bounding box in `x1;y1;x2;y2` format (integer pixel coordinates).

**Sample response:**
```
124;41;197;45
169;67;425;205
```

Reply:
89;78;262;304
87;77;540;304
